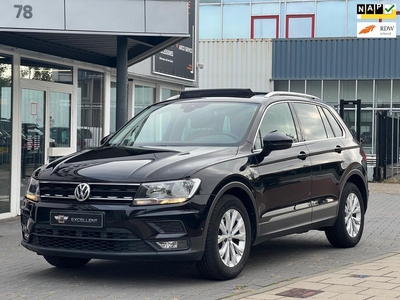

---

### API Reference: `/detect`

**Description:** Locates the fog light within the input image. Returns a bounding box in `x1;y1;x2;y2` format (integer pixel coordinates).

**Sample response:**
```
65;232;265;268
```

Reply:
156;240;188;250
157;241;178;249
23;231;29;241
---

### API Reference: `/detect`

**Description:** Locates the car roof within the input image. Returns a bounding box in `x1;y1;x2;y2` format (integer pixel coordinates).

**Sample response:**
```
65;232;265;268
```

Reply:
165;89;322;106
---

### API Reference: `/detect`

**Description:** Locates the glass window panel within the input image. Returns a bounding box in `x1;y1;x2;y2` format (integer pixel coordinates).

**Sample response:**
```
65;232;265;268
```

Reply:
347;0;359;37
360;110;373;153
306;80;322;98
290;80;305;93
274;80;288;91
316;1;346;37
135;85;155;115
200;0;220;3
21;89;45;182
161;88;180;101
340;80;356;100
78;69;104;149
252;3;280;14
293;103;327;141
286;15;314;38
20;58;72;84
280;2;285;37
322;107;343;137
253;16;278;38
223;5;250;38
110;82;116;134
287;2;315;13
258;103;298;147
223;0;248;2
199;5;222;39
0;54;12;213
375;80;391;108
318;106;335;138
49;92;71;148
393;79;400;108
397;12;400;32
323;80;339;106
357;80;373;108
342;110;355;133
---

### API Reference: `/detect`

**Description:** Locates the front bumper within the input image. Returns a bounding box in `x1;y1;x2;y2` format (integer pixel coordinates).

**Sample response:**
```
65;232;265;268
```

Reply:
20;197;207;261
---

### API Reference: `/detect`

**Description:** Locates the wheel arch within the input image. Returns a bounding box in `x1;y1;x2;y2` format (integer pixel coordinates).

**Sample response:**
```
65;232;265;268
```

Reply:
341;170;368;213
202;178;258;248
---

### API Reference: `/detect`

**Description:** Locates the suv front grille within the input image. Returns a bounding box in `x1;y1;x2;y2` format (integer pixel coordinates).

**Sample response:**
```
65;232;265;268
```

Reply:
31;225;153;253
39;181;139;204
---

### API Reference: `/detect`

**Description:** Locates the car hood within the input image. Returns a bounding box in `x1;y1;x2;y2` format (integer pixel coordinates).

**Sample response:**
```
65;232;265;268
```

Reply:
37;146;239;182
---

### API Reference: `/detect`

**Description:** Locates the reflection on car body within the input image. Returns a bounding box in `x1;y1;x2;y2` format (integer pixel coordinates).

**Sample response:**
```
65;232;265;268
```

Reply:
21;89;369;280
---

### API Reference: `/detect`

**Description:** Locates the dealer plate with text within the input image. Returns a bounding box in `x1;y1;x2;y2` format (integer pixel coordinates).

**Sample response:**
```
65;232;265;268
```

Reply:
50;211;104;228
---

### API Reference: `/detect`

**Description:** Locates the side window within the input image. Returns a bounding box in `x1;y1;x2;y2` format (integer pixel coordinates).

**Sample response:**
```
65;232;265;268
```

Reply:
322;107;343;137
256;103;298;149
318;106;335;138
292;103;327;141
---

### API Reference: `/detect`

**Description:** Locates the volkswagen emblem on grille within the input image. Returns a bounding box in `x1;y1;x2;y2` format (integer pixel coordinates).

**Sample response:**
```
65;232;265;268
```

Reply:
74;183;91;202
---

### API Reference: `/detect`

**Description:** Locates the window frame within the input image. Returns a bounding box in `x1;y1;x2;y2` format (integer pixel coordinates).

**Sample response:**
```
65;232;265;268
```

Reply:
251;15;279;38
253;101;299;150
285;14;315;38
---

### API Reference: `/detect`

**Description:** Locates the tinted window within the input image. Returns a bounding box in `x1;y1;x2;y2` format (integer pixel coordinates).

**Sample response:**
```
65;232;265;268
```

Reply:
293;103;327;141
322;107;343;137
318;106;335;138
109;101;259;146
255;103;298;148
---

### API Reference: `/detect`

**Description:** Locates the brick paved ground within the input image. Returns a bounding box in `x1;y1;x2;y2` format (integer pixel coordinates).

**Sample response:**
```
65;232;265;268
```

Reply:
1;183;399;300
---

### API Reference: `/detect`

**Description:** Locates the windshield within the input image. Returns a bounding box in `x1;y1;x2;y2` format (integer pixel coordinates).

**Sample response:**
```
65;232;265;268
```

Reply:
108;101;259;147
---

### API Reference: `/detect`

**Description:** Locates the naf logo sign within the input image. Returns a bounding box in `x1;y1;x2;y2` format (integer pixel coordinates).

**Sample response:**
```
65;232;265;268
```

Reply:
357;4;397;19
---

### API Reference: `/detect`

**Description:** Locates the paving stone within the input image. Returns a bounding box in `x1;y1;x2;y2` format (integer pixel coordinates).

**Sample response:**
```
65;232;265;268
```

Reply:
2;187;400;300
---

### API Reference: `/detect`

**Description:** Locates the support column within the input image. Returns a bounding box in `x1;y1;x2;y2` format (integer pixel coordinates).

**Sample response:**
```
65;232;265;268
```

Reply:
116;36;128;130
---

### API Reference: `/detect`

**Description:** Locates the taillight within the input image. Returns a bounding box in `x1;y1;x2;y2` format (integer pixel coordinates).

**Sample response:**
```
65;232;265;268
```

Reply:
360;147;367;162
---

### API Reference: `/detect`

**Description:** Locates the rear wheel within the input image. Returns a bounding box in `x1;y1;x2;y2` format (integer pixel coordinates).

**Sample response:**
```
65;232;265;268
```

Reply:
196;194;251;280
325;183;364;248
43;255;91;268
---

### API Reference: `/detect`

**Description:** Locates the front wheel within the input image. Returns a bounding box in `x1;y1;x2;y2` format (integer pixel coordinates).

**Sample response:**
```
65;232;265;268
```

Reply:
43;255;91;268
325;183;365;248
196;194;251;280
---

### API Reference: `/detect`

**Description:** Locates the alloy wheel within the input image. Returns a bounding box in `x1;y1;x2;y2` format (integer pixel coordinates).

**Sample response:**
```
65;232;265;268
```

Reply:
218;208;246;267
345;192;362;237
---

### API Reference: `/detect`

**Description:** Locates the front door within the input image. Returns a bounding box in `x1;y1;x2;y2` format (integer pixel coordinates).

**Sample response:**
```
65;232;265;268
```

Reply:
20;81;73;195
254;102;312;237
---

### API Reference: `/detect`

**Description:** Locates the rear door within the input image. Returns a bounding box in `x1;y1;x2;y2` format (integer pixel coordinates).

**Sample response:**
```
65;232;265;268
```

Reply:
254;102;312;237
291;102;345;224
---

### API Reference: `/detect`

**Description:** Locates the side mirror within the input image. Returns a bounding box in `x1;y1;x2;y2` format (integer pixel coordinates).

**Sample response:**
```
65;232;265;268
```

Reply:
260;132;293;157
100;134;113;146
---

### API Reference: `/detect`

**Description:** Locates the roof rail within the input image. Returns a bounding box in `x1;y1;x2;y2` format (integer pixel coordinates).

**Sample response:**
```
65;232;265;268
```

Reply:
265;91;321;101
178;88;255;99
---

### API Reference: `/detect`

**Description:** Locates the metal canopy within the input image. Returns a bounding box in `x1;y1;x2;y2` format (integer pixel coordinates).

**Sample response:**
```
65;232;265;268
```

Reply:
0;31;185;68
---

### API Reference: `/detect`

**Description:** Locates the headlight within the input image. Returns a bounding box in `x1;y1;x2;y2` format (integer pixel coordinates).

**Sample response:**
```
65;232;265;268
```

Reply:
25;177;40;202
134;179;201;205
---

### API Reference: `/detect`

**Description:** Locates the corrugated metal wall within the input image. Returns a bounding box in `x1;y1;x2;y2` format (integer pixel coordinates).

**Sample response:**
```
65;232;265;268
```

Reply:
197;39;273;91
273;38;400;80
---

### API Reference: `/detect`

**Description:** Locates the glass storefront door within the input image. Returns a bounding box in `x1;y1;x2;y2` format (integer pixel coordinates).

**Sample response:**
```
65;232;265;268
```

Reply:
20;83;73;199
21;88;46;180
0;54;12;214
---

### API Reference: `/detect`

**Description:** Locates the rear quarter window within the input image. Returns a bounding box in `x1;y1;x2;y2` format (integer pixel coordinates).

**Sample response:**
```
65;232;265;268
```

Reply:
322;107;343;137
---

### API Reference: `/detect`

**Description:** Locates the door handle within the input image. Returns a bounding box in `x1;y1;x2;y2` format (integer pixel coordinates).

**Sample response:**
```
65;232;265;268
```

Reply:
298;151;308;160
334;145;342;153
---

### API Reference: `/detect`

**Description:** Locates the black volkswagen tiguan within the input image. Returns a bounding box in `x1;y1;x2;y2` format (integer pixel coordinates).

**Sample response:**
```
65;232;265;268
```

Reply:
21;89;368;280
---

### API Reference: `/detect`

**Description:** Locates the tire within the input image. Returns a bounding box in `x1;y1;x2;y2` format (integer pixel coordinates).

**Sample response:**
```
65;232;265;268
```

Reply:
196;194;251;280
43;255;91;268
325;183;365;248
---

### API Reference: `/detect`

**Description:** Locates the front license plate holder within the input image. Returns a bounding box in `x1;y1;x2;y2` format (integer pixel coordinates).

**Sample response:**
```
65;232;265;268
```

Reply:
50;211;104;228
